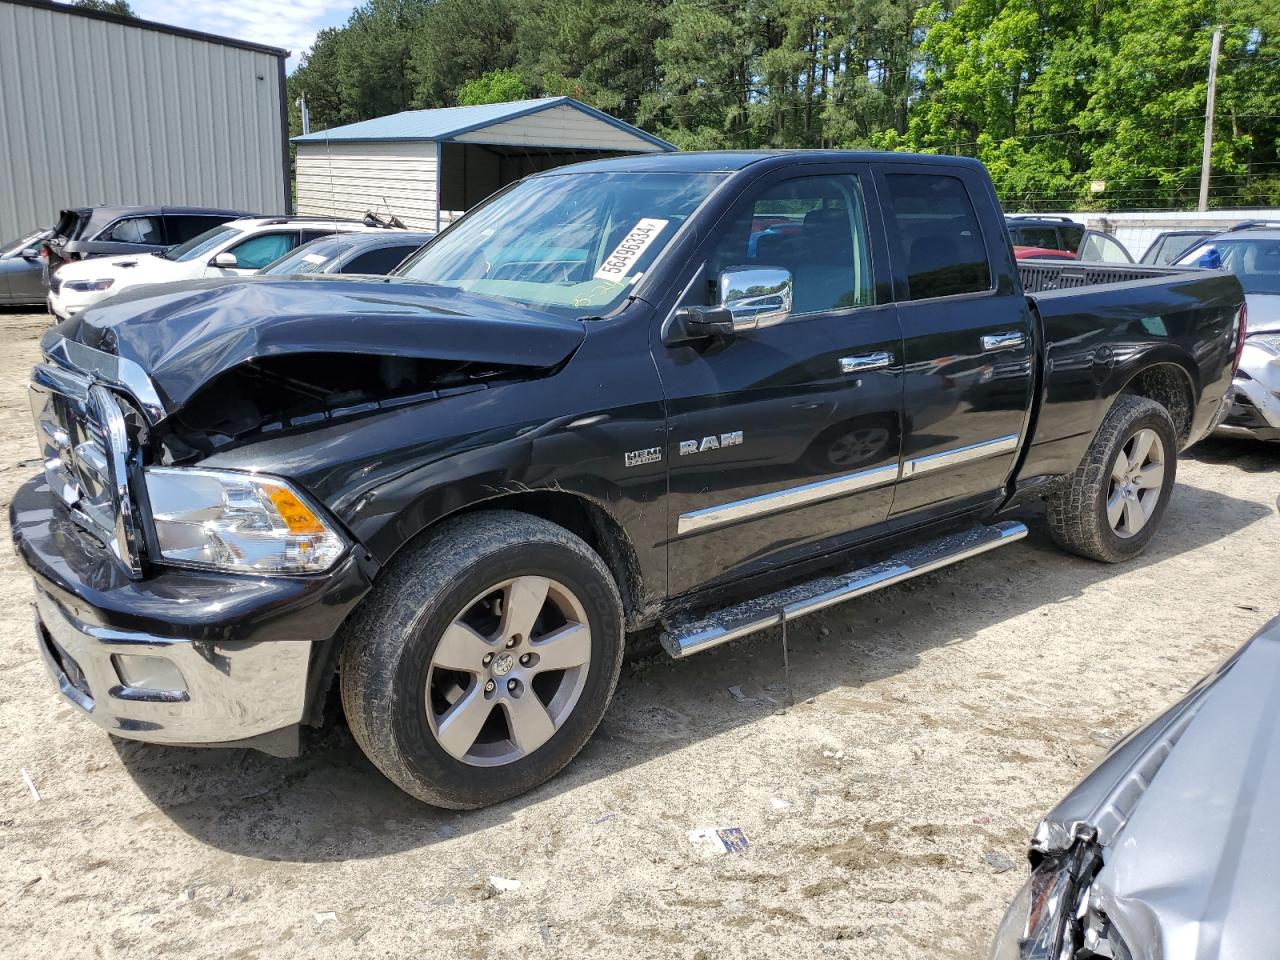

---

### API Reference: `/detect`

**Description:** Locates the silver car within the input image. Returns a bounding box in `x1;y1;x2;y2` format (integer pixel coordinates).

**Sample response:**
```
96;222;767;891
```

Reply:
991;615;1280;960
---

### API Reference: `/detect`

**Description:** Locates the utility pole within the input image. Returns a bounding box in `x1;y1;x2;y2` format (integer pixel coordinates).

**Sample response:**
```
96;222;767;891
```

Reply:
1198;26;1222;212
296;94;311;136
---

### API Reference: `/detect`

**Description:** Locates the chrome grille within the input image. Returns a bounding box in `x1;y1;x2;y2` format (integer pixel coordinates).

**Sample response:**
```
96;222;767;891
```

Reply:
29;362;143;577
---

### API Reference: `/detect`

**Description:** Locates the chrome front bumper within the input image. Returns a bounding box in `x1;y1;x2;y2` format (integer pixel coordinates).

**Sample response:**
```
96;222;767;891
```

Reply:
13;472;374;757
35;589;314;751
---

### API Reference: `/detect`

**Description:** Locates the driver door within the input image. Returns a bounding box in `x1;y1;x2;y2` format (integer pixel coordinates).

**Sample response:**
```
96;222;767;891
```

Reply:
651;165;905;597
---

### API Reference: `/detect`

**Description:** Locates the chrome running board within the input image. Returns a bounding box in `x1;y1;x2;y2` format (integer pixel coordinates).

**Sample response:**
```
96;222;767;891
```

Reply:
660;521;1027;659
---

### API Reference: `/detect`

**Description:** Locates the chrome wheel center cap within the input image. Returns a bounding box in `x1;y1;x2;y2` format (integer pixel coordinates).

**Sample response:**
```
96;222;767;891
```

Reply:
492;652;515;677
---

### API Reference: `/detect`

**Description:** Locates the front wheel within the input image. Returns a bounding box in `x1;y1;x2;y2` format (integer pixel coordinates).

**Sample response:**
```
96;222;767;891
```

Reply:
1047;395;1178;563
339;511;625;809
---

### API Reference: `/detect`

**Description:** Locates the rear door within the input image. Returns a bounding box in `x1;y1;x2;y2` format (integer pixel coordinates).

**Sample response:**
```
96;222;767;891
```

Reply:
653;163;905;596
874;163;1035;522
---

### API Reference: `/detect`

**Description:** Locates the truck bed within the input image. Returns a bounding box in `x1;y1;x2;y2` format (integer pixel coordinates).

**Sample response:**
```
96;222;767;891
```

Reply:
1017;261;1185;294
1016;261;1244;481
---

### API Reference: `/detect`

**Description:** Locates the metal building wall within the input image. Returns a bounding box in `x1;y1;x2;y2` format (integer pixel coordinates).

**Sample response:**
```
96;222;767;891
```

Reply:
0;0;289;236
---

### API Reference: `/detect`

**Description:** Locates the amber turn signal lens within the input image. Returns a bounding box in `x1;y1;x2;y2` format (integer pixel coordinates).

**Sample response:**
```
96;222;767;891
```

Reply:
263;483;327;535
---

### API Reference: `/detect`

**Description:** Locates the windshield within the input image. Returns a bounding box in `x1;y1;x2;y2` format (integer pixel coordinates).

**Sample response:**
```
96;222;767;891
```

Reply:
166;224;242;262
260;237;351;275
1177;237;1280;295
394;171;726;316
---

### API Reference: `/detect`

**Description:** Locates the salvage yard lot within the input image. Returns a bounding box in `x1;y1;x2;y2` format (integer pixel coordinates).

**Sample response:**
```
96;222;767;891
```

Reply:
0;307;1276;959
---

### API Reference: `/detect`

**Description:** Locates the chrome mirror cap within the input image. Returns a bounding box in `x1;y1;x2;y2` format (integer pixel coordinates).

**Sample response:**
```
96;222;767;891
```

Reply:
718;266;793;330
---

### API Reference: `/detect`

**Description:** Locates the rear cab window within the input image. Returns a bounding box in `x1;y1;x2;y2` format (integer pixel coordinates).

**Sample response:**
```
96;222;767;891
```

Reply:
881;172;992;301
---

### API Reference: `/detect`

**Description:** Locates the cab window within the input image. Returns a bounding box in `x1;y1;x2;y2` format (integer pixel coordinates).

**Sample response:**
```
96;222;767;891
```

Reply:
707;174;875;315
883;173;992;301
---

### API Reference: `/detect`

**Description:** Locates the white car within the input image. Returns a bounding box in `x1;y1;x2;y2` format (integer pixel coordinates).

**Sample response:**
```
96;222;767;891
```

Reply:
1176;229;1280;441
47;217;386;319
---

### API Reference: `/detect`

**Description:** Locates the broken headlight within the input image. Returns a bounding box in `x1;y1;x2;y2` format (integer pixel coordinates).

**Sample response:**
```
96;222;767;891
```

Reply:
990;835;1103;960
144;468;346;574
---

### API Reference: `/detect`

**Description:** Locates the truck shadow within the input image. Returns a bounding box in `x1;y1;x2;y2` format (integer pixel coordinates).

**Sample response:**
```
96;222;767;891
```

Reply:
114;478;1276;862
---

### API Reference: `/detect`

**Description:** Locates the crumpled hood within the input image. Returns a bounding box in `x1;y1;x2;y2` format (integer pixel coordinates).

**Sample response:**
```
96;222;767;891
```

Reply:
60;276;586;412
1037;616;1280;960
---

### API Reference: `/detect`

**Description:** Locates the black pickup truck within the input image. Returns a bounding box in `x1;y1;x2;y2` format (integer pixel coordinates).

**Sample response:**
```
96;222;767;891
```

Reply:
14;152;1245;809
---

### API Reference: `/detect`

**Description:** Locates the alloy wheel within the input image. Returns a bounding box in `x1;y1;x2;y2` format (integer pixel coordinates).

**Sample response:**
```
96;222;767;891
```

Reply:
1106;428;1166;538
425;576;592;766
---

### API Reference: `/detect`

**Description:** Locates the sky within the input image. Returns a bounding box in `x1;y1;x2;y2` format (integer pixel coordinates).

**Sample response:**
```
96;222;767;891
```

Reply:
131;0;354;69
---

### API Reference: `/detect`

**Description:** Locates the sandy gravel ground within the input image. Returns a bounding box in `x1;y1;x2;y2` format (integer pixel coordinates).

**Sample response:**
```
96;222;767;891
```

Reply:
0;307;1277;959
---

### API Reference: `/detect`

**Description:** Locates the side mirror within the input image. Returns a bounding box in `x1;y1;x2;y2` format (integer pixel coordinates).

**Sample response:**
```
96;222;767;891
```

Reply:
718;266;793;331
20;247;40;260
211;251;238;268
664;265;794;345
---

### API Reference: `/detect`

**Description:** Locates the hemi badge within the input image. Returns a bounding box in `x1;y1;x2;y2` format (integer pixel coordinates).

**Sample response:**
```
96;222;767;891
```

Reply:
625;447;662;468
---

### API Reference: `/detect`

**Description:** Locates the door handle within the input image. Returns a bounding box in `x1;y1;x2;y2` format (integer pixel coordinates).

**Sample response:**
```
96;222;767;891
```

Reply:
839;352;893;374
981;331;1026;352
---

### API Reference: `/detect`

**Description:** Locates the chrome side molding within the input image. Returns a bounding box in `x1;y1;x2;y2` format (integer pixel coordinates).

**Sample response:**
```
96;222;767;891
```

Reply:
676;462;898;535
676;434;1021;537
902;433;1018;477
661;520;1027;659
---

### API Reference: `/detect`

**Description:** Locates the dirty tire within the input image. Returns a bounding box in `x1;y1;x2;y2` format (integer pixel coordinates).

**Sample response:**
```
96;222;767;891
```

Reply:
1047;395;1178;563
339;510;624;809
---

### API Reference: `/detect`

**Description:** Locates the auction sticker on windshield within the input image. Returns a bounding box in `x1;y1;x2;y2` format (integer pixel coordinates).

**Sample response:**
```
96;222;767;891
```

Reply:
594;219;668;282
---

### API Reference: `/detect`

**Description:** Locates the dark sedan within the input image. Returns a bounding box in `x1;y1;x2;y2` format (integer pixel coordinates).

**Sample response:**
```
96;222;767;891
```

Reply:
42;204;255;272
0;229;52;306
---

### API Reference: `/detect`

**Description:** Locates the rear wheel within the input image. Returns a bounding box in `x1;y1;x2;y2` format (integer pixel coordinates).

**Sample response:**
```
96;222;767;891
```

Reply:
339;511;624;809
1047;395;1178;563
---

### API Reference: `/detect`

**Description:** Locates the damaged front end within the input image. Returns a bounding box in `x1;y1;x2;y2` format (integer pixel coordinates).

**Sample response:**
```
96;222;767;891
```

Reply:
156;350;531;463
990;655;1228;960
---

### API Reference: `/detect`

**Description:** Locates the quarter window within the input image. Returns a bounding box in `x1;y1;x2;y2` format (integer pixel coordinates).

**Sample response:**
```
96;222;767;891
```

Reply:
884;174;992;301
708;174;875;315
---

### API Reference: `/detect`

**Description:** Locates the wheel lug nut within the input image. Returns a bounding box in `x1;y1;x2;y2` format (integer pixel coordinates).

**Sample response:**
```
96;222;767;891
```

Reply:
507;679;517;692
482;653;493;666
519;653;531;666
506;635;520;648
484;680;495;693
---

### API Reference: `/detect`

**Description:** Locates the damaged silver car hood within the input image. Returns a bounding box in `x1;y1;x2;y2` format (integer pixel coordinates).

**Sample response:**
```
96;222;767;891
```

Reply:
1034;616;1280;960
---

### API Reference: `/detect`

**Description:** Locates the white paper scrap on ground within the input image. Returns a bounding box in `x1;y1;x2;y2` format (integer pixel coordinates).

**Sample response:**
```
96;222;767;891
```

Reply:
687;826;749;855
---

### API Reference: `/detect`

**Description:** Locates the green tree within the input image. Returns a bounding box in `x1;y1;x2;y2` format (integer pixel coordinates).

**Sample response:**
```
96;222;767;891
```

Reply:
458;68;529;105
71;0;135;14
410;0;521;107
515;0;667;122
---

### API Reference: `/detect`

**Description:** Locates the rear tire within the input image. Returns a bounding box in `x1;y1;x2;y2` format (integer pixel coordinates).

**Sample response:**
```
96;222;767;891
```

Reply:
1047;395;1178;563
339;510;624;809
